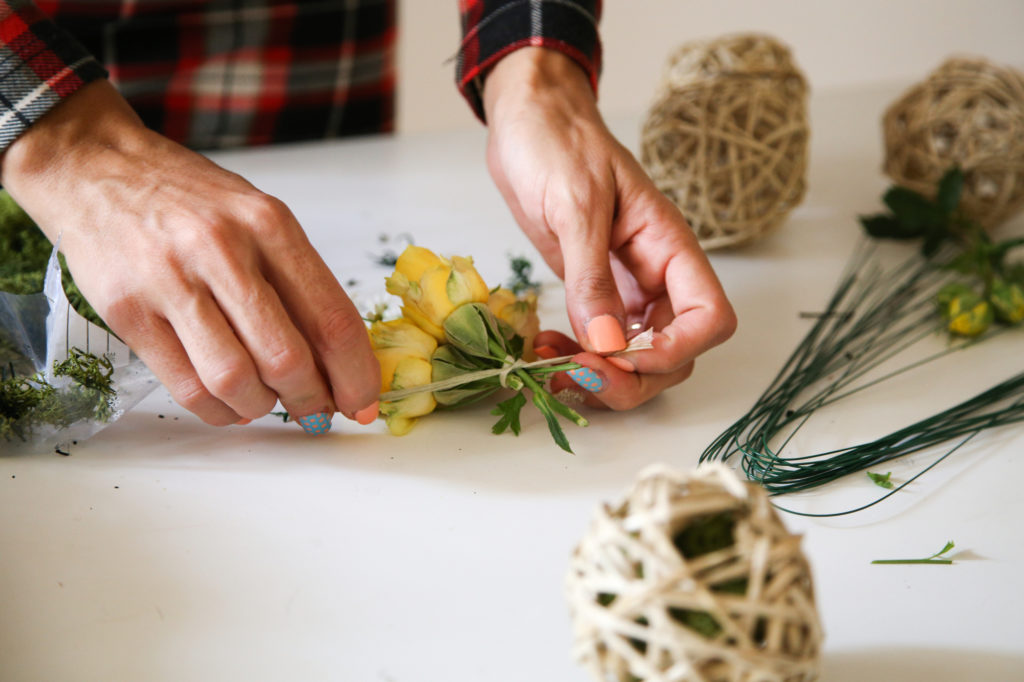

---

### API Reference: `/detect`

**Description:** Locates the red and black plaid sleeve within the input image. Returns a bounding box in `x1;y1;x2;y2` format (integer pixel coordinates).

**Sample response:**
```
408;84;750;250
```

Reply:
456;0;602;123
0;0;106;152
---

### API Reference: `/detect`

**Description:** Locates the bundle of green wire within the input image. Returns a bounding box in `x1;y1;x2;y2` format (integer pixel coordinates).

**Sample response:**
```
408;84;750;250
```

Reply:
701;172;1024;515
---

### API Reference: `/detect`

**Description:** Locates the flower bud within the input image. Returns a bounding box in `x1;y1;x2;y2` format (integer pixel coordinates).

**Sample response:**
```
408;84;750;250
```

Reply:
385;246;490;341
990;279;1024;325
945;291;993;337
488;288;541;360
369;318;438;435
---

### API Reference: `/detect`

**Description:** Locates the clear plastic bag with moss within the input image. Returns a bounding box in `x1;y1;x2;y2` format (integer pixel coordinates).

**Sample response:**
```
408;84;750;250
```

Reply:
1;192;157;453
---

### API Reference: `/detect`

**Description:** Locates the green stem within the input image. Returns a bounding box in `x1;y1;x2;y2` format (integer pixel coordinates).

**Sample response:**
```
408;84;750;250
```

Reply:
517;370;588;427
871;559;953;565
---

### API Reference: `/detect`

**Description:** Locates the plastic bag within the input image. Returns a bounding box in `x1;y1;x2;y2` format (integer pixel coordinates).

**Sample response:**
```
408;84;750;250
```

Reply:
1;245;157;454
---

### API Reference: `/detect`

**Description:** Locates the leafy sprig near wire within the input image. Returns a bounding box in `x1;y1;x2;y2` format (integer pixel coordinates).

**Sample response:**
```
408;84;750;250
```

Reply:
861;167;1024;336
872;540;955;565
859;167;966;256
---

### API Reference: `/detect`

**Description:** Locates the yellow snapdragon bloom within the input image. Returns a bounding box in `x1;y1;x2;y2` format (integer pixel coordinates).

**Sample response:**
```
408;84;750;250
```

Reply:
369;318;438;435
385;245;490;340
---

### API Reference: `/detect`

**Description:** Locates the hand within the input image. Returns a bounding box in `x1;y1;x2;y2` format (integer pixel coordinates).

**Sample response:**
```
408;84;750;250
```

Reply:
482;48;736;410
0;81;380;431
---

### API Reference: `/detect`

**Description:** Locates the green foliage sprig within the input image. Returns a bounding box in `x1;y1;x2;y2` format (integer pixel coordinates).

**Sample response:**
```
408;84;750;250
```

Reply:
860;168;1024;337
872;540;955;565
432;303;586;453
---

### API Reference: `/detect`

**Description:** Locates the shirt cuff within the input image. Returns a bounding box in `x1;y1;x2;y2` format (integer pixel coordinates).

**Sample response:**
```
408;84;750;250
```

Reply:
0;2;107;153
456;0;602;124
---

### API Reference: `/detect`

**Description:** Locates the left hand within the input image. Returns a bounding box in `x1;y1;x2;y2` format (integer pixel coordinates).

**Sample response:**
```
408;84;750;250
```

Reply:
481;47;736;410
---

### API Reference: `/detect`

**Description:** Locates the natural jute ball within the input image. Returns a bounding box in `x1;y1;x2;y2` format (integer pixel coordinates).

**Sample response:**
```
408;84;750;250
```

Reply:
566;464;822;682
883;57;1024;229
640;34;810;249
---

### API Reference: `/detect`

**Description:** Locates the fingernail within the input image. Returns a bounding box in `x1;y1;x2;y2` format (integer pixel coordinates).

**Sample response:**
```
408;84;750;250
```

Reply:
567;367;605;393
236;418;252;425
354;401;379;425
606;356;635;373
296;412;332;435
586;314;626;353
534;345;558;359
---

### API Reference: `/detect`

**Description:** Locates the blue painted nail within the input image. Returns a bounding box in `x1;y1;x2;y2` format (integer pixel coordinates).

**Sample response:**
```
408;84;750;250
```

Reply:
567;367;605;393
296;412;332;435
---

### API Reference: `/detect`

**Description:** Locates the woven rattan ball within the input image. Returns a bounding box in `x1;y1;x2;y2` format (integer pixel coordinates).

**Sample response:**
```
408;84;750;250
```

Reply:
566;464;822;682
883;57;1024;229
641;34;810;249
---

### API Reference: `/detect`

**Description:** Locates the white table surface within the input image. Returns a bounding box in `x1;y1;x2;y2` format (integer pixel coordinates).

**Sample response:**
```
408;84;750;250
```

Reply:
3;83;1023;681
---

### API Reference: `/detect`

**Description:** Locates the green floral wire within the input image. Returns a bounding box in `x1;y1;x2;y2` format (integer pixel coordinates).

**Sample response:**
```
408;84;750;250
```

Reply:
701;239;1024;515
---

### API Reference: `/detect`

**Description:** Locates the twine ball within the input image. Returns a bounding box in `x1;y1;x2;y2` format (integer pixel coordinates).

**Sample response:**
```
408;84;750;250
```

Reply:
883;57;1024;229
566;464;822;682
641;34;810;249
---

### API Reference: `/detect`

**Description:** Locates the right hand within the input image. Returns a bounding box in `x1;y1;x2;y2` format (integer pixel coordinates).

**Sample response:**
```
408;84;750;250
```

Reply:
0;80;380;431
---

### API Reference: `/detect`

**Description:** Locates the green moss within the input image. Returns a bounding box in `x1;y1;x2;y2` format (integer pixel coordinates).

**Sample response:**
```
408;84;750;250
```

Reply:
0;349;116;442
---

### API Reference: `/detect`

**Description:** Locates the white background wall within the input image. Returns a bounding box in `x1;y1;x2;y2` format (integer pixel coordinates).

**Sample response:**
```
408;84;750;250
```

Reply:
396;0;1024;134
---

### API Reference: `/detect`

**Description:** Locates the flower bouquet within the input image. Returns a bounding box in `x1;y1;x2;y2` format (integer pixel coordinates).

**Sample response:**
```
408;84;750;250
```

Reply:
367;245;648;452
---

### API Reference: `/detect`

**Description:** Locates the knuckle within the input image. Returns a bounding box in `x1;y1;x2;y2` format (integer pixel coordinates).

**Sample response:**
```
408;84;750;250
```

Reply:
258;344;308;386
171;376;232;425
202;360;252;402
570;266;619;304
711;302;739;344
244;194;296;239
314;305;367;349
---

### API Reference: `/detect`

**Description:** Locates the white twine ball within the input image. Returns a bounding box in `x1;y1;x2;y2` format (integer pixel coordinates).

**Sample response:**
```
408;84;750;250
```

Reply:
566;464;822;682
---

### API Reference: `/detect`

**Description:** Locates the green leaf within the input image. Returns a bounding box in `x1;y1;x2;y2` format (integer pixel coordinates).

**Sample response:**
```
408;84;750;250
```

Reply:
866;471;894;489
935;167;964;217
859;214;924;240
490;392;526;436
532;392;573;453
882;186;937;230
872;540;956;565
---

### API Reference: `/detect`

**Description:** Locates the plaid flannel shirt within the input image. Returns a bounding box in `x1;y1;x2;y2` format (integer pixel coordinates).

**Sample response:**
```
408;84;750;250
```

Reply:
0;0;600;152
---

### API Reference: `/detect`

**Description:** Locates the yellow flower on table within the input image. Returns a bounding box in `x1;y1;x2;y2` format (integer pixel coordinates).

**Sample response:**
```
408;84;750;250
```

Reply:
385;245;490;341
369;318;438;436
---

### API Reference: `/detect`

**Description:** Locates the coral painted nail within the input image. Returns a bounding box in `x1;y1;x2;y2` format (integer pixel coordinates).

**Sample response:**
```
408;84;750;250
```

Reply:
533;345;559;359
296;412;332;435
354;401;379;425
586;315;626;353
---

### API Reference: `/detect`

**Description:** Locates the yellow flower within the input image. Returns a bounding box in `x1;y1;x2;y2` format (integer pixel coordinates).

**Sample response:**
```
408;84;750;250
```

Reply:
487;287;541;360
385;245;490;340
946;295;993;337
369;318;438;435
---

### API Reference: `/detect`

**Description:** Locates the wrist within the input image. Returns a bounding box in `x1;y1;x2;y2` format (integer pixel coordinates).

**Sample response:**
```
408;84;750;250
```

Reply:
0;80;147;192
482;47;598;125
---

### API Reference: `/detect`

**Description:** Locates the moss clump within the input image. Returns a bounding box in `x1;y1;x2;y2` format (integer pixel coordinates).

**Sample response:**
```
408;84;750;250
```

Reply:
1;348;116;442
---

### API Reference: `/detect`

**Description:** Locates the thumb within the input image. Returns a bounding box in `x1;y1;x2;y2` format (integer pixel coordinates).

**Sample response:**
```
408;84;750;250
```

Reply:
559;217;627;354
